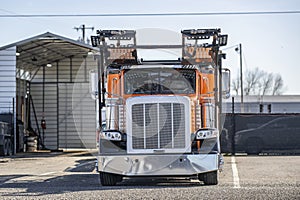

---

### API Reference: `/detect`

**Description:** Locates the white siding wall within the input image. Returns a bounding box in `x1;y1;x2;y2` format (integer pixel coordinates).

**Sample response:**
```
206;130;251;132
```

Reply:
0;47;16;114
30;84;57;148
59;83;96;148
224;102;300;114
30;55;97;149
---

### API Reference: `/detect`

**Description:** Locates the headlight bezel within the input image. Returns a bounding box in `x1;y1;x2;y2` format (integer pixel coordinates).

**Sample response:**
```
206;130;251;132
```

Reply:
100;130;122;141
196;128;219;140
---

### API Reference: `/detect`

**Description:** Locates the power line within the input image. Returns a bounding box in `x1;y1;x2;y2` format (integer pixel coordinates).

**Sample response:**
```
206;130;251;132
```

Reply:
0;10;300;18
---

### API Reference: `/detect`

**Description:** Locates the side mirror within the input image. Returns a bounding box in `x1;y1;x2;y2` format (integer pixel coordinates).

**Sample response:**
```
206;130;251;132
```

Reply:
89;70;98;100
222;68;230;99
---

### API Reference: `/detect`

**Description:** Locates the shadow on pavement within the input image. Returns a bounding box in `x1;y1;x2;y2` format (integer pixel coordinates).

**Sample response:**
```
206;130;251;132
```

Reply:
65;158;96;172
0;173;100;197
0;173;206;197
0;152;211;198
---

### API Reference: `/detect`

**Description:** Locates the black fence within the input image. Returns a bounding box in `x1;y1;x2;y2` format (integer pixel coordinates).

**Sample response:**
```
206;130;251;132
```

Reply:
221;113;300;154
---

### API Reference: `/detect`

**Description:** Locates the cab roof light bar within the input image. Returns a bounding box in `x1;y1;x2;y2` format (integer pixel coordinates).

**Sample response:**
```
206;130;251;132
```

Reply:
97;30;136;40
218;35;228;46
181;29;221;38
91;30;136;47
91;36;100;47
181;29;228;46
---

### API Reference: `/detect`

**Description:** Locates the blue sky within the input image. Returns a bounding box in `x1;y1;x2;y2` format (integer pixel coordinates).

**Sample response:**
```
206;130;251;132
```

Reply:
1;0;300;94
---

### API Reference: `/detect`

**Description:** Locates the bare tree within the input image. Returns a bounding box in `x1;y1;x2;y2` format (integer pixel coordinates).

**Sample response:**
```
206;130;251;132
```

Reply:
243;67;264;95
259;72;273;95
272;74;284;95
232;76;240;95
232;68;284;96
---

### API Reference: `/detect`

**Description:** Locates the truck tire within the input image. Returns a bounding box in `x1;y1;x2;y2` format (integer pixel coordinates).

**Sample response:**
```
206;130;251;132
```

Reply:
199;171;218;185
26;137;38;152
99;172;122;186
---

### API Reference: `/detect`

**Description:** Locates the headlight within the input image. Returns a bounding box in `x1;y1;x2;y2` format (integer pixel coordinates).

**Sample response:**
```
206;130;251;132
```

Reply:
100;131;122;141
196;129;218;139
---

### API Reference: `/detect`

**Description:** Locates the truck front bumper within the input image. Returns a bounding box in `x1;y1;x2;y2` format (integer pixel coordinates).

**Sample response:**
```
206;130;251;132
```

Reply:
97;153;219;176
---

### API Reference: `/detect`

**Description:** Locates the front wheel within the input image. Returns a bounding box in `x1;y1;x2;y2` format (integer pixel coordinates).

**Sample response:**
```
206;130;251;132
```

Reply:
99;172;123;186
199;171;218;185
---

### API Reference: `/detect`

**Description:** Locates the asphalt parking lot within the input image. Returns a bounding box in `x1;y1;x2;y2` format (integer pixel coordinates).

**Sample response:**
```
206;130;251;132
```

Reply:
0;151;299;199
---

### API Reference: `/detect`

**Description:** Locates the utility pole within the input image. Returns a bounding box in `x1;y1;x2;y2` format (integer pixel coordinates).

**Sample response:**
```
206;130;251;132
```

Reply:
235;43;244;112
74;24;94;43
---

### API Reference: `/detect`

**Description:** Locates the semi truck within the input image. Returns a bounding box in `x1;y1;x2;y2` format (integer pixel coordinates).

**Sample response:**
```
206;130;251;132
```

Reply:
90;28;230;186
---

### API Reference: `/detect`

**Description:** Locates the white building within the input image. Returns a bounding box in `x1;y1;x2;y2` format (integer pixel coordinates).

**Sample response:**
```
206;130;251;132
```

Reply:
224;95;300;113
0;32;99;152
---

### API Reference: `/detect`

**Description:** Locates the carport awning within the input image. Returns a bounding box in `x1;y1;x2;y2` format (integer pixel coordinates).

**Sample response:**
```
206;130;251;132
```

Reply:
0;32;98;80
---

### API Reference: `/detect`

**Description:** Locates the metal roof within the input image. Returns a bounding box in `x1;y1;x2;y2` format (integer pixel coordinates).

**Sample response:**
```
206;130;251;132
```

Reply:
0;32;98;72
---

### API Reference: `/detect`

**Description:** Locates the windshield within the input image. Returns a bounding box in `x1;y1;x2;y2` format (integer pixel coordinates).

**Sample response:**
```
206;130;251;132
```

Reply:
124;68;196;95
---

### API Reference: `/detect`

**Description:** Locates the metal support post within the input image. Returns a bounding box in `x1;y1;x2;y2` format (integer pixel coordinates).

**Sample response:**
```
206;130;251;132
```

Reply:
56;61;59;150
239;43;244;112
231;97;236;155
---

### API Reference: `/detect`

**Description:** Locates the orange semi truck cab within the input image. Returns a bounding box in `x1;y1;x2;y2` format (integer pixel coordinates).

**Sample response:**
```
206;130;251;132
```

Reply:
90;29;230;186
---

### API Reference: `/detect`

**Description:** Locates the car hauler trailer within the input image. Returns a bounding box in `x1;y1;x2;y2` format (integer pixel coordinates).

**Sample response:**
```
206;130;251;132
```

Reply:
90;28;230;186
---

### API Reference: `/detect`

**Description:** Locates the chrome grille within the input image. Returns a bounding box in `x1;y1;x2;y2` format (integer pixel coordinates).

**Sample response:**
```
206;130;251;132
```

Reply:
131;102;186;151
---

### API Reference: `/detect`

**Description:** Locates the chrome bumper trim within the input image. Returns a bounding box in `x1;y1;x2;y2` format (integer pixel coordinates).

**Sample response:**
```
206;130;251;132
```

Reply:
97;154;219;176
